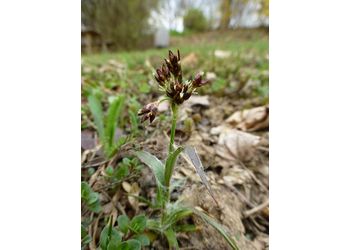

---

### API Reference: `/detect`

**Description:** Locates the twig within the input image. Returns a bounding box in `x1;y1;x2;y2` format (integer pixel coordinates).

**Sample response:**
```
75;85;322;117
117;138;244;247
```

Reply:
223;181;256;208
236;158;268;192
243;200;269;218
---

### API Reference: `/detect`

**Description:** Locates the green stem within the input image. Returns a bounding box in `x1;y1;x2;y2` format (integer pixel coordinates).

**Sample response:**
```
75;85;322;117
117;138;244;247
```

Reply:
168;103;178;154
162;103;178;225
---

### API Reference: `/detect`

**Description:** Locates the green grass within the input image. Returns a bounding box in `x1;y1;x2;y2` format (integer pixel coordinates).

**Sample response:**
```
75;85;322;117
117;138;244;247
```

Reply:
82;30;268;69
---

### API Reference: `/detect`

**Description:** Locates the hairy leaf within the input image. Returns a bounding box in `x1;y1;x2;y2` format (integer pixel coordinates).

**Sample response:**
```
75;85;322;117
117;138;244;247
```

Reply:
163;203;193;230
135;151;166;207
164;228;179;250
135;151;165;186
184;146;219;206
129;215;147;234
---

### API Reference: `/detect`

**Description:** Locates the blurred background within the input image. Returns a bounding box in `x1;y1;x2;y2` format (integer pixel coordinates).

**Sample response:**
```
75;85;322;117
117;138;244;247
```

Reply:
81;0;268;53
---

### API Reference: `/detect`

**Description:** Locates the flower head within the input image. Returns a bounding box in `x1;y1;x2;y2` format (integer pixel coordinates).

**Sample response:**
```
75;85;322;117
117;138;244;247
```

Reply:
139;49;210;123
138;102;159;123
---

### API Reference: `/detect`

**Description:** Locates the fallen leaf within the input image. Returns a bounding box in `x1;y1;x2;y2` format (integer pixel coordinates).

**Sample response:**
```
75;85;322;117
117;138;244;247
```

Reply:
181;52;198;68
211;127;261;162
186;95;210;107
214;50;231;59
225;106;269;132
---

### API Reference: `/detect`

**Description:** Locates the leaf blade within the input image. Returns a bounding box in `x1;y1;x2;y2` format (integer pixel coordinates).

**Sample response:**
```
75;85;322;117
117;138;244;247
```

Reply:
193;209;239;250
164;228;179;250
87;94;105;142
105;95;125;150
184;146;219;206
135;151;165;186
164;146;184;187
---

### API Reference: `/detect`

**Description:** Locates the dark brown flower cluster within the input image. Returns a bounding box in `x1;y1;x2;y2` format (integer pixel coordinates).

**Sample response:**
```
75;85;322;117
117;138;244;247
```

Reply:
138;102;158;123
138;50;209;123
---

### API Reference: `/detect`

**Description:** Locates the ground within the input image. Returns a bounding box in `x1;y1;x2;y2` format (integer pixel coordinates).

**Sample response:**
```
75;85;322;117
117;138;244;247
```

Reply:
81;29;269;250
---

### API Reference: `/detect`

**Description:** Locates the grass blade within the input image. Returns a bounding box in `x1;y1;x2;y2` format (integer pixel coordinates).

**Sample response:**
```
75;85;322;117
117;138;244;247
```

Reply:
164;146;184;187
88;94;105;142
184;146;219;206
135;151;165;186
105;95;125;149
164;228;179;250
135;151;166;207
193;209;239;250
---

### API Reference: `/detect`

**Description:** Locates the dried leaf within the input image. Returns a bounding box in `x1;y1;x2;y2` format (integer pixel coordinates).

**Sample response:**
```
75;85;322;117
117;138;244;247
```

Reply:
214;50;231;59
225;106;269;132
181;52;198;68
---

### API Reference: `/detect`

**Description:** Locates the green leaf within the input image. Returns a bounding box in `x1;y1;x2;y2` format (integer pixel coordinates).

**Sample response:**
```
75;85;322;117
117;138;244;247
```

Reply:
105;166;114;176
107;240;119;250
105;95;125;149
174;224;197;232
139;83;151;93
163;204;192;229
129;215;147;234
135;151;167;207
81;182;90;200
129;110;139;135
114;164;129;180
193;209;239;250
88;94;105;141
122;157;131;165
100;226;121;250
81;182;101;213
146;218;162;232
132;234;150;246
81;224;91;246
116;239;141;250
164;228;179;250
117;215;129;234
164;146;184;187
126;239;142;250
135;151;165;186
88;200;101;213
87;192;99;205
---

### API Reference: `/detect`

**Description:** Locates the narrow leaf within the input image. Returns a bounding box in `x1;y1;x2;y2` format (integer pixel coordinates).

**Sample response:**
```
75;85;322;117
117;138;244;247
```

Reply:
193;209;239;250
88;94;105;141
184;146;219;206
164;146;184;187
105;95;125;148
163;203;192;229
164;228;179;250
135;151;165;186
173;224;197;232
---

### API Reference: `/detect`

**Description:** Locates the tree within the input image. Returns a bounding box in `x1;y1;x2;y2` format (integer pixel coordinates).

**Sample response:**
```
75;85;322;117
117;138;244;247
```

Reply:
183;8;208;32
81;0;158;50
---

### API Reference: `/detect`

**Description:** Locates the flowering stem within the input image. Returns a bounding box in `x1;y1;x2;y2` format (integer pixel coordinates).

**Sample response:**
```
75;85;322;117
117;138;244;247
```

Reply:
168;102;178;154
